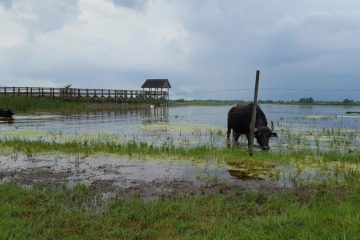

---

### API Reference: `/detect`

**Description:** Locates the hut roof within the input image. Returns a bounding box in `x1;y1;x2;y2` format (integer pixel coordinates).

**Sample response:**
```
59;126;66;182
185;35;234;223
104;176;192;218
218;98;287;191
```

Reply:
141;79;171;89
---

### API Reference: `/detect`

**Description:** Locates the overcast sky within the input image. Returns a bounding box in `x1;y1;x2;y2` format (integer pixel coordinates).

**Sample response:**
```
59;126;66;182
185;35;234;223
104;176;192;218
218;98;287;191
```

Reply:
1;0;359;101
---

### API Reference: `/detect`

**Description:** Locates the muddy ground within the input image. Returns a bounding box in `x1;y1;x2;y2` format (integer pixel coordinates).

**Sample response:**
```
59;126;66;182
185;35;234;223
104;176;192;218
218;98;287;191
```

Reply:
0;153;285;199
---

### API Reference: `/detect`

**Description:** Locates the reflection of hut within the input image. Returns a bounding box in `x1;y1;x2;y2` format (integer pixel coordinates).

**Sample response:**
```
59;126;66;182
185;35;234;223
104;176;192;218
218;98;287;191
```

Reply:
141;79;171;100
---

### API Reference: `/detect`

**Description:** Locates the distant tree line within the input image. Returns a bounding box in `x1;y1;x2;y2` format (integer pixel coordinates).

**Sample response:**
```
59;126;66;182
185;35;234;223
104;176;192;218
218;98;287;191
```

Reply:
343;98;354;104
258;97;358;104
172;98;359;105
298;97;315;103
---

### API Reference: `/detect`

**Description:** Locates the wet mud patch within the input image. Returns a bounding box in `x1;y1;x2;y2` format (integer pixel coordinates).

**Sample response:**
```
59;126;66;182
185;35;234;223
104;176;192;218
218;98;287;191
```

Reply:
1;152;357;198
0;153;275;198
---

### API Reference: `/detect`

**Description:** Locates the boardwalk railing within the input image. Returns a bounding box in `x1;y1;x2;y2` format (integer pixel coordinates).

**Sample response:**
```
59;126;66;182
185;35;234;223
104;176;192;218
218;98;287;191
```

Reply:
0;87;168;103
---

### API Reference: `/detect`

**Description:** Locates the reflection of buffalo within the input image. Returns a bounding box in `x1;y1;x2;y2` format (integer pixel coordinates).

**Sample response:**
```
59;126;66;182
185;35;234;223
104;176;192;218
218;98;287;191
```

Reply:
228;169;262;180
0;108;15;118
227;103;277;150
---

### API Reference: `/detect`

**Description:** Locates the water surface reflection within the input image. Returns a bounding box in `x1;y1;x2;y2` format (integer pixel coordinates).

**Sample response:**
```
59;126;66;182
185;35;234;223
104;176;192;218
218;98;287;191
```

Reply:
0;104;359;150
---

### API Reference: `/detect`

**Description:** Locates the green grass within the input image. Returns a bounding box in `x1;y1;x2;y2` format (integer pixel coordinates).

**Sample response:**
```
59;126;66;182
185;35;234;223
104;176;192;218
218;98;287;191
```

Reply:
1;177;360;239
0;138;359;164
1;130;359;238
0;96;160;112
0;96;92;112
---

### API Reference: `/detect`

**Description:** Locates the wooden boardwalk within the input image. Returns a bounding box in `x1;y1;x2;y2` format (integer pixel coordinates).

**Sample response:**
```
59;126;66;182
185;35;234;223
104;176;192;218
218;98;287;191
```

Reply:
0;86;168;103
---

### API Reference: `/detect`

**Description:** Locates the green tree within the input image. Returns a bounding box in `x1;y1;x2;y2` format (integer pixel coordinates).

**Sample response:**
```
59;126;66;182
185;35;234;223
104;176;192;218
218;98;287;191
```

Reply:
299;97;315;103
343;98;354;104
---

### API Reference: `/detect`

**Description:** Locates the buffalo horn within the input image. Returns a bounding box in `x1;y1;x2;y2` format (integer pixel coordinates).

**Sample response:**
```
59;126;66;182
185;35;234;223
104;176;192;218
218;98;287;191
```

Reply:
271;121;274;131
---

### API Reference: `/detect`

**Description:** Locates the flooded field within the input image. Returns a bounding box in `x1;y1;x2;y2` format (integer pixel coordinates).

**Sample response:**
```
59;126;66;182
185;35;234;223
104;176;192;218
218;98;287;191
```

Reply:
1;104;359;150
0;104;359;194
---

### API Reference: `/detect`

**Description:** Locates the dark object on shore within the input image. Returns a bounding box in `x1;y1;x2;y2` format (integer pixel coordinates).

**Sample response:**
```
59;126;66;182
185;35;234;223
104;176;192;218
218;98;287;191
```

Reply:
346;111;360;115
0;108;15;118
227;103;277;151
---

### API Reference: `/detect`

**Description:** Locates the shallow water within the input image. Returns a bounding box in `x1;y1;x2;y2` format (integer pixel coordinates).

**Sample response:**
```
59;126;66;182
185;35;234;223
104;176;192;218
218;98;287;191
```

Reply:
0;105;358;195
0;104;359;150
1;152;356;193
0;153;269;197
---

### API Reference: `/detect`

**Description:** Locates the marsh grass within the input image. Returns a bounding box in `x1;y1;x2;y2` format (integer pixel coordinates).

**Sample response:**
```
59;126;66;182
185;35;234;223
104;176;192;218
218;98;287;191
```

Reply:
0;138;359;165
0;96;88;112
275;121;359;151
0;96;152;112
1;175;360;239
1;127;358;184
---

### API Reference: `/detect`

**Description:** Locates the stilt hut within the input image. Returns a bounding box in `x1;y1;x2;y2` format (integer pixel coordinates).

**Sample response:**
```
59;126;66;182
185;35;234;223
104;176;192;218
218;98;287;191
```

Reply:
141;79;171;101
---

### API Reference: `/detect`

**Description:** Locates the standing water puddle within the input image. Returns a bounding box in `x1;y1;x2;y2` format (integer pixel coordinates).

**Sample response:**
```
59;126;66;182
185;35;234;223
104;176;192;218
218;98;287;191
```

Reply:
0;154;258;189
1;153;355;197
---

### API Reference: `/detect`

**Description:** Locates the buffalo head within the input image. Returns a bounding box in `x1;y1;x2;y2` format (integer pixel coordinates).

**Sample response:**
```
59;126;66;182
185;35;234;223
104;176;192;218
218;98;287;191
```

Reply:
254;122;277;150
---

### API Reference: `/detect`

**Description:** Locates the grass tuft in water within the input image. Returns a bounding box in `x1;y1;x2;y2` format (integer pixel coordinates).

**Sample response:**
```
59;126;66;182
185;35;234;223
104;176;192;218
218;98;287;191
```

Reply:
0;138;359;164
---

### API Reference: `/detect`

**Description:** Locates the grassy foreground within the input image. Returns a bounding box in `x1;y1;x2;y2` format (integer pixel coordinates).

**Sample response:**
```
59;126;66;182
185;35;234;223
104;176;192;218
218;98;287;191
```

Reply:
1;139;359;239
1;178;360;239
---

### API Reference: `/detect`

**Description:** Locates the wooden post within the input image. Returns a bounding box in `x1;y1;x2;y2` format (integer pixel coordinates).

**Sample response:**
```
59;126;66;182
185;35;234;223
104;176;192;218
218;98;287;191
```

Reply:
167;88;170;105
249;70;260;156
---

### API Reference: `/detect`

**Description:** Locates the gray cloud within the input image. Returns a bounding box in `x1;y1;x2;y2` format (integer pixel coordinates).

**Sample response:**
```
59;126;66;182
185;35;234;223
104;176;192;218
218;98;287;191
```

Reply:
0;0;359;101
0;0;12;8
112;0;148;11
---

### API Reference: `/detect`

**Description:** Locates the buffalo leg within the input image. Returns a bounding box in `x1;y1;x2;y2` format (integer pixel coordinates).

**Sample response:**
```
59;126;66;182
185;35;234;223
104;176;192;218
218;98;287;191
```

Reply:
233;132;240;142
227;127;231;139
246;133;251;146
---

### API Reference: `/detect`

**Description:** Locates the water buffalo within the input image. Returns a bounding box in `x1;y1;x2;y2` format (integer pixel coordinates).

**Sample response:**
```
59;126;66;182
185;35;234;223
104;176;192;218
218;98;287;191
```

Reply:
227;103;277;150
0;108;15;118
